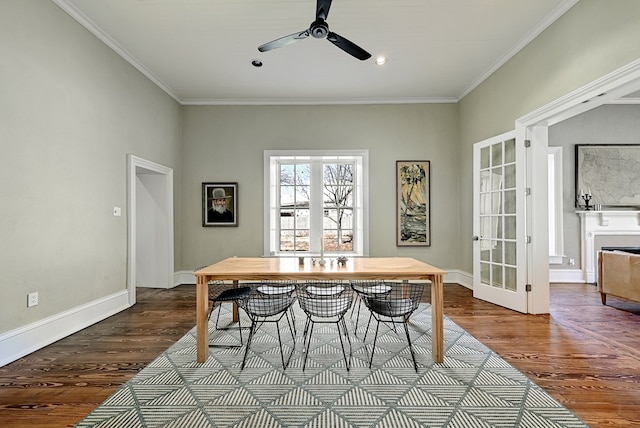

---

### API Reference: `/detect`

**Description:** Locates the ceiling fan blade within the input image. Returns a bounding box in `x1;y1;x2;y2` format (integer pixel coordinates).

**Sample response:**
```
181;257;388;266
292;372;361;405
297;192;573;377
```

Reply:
326;32;371;61
258;30;310;52
316;0;333;20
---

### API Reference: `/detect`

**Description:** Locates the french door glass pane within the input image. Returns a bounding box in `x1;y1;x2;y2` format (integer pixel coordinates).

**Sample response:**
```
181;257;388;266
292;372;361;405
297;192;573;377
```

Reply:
491;167;502;190
480;216;490;237
493;240;503;264
504;164;516;189
505;266;517;291
504;215;516;239
481;262;490;283
504;189;516;214
492;143;502;166
504;138;516;163
505;241;517;266
481;249;490;262
481;147;490;169
492;264;503;288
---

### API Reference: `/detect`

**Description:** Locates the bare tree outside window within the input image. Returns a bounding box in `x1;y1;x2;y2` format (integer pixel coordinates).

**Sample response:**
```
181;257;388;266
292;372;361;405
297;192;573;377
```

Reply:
323;164;354;252
278;162;355;253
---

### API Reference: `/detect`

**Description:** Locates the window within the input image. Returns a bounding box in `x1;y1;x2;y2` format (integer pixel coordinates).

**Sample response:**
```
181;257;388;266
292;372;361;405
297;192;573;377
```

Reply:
548;146;564;264
264;150;369;256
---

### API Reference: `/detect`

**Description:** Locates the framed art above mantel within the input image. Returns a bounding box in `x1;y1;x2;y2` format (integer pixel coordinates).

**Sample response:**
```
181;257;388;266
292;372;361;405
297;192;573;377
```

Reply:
575;144;640;208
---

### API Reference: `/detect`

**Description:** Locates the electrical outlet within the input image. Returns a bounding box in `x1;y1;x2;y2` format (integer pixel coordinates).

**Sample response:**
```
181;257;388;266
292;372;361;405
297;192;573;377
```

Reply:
568;258;575;266
28;292;39;307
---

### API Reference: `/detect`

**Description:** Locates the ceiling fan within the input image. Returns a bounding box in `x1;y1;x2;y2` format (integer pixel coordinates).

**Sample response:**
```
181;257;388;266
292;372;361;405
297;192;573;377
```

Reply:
257;0;372;61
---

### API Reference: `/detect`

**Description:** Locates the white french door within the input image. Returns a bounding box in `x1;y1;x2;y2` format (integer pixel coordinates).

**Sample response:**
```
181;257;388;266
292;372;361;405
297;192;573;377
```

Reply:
472;131;528;313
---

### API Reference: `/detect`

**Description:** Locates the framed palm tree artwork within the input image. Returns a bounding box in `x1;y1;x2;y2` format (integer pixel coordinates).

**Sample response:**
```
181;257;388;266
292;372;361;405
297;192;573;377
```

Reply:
396;161;430;246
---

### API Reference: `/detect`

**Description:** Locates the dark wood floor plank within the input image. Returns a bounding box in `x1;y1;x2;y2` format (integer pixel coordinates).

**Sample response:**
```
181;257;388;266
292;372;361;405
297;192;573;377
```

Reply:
1;283;639;427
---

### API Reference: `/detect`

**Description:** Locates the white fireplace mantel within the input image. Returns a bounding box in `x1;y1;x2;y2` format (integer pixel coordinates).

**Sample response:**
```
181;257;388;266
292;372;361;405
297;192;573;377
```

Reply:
578;210;640;283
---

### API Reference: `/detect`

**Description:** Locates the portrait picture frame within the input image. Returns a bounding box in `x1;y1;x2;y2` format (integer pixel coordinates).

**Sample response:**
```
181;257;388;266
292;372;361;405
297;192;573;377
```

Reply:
396;160;431;246
202;182;238;227
575;144;640;208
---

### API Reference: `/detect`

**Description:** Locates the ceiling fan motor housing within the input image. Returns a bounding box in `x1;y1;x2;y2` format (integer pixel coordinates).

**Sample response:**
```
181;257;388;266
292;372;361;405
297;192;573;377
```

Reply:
310;19;329;39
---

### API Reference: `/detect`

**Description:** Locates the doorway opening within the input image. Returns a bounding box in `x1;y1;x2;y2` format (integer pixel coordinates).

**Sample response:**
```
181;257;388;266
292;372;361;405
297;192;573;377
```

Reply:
517;59;640;313
127;155;174;305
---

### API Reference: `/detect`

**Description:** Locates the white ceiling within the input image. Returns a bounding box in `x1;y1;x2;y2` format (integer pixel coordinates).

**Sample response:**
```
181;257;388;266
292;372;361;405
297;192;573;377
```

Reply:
53;0;580;105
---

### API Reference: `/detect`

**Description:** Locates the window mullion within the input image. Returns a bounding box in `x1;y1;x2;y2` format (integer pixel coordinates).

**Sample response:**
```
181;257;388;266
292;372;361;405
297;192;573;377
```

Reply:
309;161;324;254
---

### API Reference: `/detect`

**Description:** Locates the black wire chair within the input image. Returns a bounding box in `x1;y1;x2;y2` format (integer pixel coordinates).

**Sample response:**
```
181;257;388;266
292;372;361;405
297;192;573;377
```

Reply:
255;280;298;333
361;282;424;371
238;282;297;370
207;280;252;348
349;280;392;335
297;281;354;371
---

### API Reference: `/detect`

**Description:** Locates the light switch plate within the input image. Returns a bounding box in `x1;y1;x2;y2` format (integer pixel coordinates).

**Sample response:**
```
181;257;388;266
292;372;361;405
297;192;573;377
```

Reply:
113;207;122;216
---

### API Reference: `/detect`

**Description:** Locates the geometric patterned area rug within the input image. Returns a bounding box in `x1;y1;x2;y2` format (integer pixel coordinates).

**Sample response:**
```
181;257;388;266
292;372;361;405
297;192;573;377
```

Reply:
75;304;587;428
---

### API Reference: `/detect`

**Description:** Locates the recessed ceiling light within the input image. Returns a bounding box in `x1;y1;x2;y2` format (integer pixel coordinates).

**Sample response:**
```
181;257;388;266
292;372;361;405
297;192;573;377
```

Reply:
251;59;263;67
374;56;386;66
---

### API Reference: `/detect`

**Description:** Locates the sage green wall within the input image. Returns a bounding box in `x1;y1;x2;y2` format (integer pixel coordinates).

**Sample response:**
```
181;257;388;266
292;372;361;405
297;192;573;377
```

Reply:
0;1;182;333
457;0;640;272
180;104;460;271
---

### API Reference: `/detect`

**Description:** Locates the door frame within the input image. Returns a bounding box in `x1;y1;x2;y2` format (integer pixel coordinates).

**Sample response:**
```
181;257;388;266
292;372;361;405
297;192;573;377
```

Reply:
515;59;640;314
127;155;174;305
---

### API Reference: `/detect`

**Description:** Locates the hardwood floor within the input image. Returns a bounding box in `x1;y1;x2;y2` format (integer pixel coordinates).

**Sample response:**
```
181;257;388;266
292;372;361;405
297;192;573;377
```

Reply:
0;283;639;427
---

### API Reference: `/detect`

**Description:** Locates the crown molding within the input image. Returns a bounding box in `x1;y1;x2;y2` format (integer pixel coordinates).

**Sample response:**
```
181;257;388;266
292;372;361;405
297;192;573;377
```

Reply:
457;0;580;101
51;0;181;103
181;97;458;106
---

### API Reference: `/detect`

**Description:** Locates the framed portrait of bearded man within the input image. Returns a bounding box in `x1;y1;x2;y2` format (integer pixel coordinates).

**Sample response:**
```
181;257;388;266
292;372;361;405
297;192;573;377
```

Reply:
202;182;238;227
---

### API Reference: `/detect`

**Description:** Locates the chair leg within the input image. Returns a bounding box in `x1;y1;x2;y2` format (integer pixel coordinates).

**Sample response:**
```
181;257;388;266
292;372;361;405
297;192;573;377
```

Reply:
403;319;418;372
353;298;363;335
208;302;244;348
284;310;296;340
337;317;352;370
362;311;374;344
302;316;312;343
368;318;381;369
240;320;257;370
214;302;224;329
302;321;315;371
275;322;286;369
288;305;297;334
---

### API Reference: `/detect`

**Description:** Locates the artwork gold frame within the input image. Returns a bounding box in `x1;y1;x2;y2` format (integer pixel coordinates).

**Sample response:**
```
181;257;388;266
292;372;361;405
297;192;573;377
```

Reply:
396;161;430;246
202;182;238;227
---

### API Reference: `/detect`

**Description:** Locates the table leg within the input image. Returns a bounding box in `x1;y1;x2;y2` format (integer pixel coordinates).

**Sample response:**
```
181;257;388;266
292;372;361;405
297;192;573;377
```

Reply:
431;274;444;363
196;276;208;363
232;279;240;322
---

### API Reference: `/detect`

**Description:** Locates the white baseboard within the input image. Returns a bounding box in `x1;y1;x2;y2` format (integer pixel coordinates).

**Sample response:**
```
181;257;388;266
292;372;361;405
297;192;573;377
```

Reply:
0;268;476;368
174;270;196;286
549;269;585;283
444;270;472;289
0;290;130;368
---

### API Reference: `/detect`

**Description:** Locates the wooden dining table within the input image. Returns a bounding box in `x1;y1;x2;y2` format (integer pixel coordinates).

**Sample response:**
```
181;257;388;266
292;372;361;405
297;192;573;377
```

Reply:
193;256;447;363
